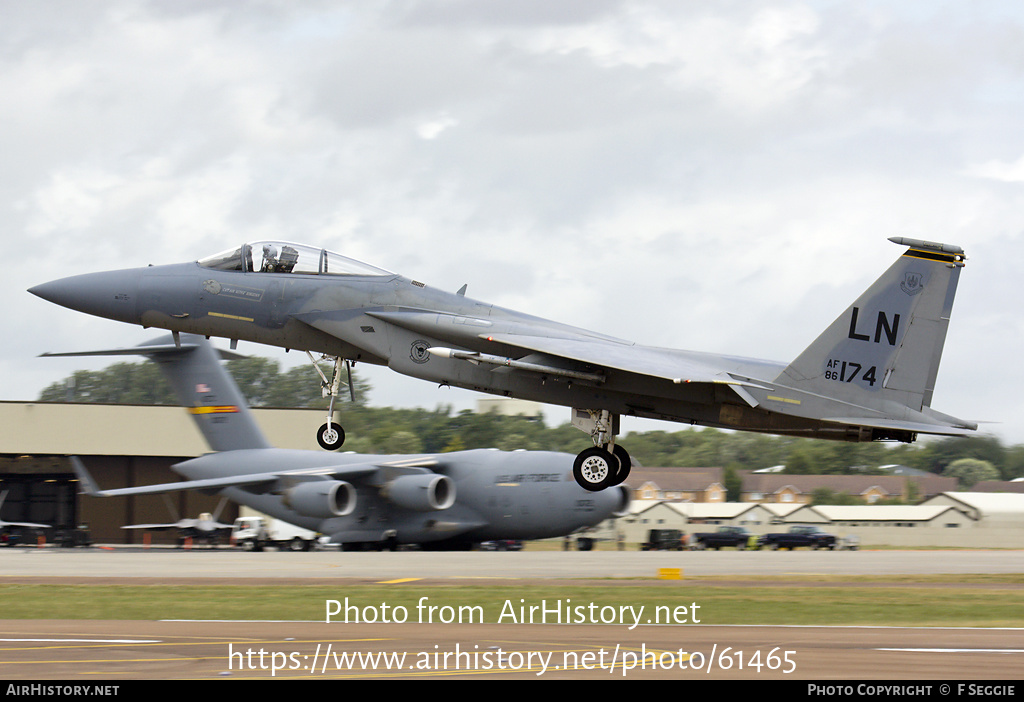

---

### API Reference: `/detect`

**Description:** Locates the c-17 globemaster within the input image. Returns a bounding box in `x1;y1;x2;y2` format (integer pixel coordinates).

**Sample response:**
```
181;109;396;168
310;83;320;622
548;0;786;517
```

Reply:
61;334;630;550
31;237;976;492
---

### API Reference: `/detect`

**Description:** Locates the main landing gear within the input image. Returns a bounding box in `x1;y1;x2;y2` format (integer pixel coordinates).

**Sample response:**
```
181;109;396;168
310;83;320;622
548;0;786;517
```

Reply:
308;352;353;451
570;409;631;492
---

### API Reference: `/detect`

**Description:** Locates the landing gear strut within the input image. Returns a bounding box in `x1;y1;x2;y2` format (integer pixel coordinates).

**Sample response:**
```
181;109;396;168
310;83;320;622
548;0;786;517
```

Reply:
308;352;353;451
570;409;631;491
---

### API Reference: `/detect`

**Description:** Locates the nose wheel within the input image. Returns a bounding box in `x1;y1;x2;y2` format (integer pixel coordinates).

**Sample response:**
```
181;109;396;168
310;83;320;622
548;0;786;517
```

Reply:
317;422;346;451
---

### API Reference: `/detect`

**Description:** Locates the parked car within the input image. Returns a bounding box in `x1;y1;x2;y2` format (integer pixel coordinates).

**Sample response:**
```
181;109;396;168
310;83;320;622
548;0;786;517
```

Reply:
692;526;756;550
759;525;838;550
479;540;523;551
641;529;686;551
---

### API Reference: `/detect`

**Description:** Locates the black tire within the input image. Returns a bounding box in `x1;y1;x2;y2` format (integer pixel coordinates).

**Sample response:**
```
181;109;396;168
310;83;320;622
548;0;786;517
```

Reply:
317;422;346;451
608;444;632;486
572;447;617;491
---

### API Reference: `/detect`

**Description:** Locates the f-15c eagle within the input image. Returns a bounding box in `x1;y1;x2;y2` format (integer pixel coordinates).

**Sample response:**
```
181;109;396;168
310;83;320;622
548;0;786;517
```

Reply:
31;237;976;492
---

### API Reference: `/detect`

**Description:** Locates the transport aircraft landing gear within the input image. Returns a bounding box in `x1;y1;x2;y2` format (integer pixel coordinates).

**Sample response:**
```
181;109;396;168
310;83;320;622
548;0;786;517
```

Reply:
570;409;631;491
308;352;354;451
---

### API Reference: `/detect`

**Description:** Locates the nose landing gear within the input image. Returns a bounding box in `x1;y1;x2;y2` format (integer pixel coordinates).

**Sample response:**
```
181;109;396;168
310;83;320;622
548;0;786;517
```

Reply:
307;352;354;451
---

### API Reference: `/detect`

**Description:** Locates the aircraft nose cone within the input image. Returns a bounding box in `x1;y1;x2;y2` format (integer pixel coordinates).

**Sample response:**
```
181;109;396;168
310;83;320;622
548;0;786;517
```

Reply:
29;269;142;324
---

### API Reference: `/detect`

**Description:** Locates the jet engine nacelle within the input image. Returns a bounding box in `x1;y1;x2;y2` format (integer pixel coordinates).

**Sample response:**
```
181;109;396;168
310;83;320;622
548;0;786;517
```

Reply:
611;485;632;517
381;474;455;512
282;480;356;518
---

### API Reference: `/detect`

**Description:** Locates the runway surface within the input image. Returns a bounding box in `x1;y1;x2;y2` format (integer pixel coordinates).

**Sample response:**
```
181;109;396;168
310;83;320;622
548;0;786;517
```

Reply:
2;546;1023;579
1;547;1022;681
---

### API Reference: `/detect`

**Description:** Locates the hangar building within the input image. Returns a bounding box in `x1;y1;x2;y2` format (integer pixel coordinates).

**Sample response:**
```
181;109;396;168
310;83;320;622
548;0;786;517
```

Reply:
0;401;326;544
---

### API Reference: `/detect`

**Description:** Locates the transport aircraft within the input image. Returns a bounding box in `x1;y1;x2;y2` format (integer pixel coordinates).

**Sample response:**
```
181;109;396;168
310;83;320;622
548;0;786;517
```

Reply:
62;334;628;550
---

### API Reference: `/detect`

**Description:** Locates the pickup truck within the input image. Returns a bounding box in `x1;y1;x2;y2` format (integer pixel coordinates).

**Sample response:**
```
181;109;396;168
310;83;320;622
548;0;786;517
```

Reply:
759;525;837;550
691;526;755;550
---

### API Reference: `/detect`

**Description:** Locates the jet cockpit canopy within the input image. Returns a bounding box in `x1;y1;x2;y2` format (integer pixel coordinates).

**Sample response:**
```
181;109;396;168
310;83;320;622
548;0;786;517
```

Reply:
198;242;392;277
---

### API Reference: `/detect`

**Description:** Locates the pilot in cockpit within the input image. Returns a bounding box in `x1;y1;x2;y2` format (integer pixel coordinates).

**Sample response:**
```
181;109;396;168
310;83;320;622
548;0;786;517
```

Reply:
261;244;279;272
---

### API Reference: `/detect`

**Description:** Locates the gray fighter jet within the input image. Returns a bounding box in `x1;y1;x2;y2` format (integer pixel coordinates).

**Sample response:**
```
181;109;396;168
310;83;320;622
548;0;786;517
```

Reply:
62;334;628;549
31;237;976;492
118;499;235;547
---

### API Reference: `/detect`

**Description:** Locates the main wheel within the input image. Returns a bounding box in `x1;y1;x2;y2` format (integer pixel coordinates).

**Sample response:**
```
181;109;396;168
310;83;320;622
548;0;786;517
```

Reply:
608;444;632;486
573;447;618;491
317;422;346;451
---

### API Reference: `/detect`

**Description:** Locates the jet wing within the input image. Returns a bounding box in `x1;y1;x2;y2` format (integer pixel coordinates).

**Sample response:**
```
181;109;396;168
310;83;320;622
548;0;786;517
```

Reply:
121;523;184;531
71;455;439;498
479;332;753;386
325;306;760;386
1;519;51;530
0;491;50;529
81;474;282;498
122;520;233;533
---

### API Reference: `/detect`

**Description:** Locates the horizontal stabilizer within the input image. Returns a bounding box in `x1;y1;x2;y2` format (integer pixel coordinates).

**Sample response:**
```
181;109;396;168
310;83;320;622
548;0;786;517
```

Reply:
824;417;977;437
40;340;247;361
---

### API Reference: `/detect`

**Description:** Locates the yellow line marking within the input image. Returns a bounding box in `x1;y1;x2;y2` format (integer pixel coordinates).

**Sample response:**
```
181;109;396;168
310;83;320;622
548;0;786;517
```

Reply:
188;406;240;415
209;311;254;322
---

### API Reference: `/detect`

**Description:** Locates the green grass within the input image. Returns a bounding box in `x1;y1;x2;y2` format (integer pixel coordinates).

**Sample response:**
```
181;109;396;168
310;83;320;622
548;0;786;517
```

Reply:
2;578;1022;627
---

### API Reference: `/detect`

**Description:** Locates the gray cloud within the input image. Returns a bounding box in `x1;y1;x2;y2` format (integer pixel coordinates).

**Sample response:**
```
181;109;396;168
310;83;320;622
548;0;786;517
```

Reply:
7;1;1022;446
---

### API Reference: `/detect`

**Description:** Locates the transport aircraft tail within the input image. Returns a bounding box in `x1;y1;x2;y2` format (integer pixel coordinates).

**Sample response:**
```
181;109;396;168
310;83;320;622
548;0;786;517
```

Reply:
42;334;271;452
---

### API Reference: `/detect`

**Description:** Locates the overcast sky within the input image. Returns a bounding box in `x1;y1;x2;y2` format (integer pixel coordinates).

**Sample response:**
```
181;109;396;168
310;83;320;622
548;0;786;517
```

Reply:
6;1;1023;447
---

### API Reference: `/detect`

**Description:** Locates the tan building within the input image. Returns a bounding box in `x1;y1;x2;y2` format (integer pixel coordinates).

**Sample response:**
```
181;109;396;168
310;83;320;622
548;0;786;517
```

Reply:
625;466;957;505
0;401;327;544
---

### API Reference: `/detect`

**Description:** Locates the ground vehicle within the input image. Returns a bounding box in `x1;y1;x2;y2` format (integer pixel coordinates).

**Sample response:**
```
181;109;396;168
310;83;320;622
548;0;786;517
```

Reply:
54;524;92;548
759;525;838;550
479;540;523;551
837;535;860;551
692;526;755;550
641;529;685;551
231;515;318;552
0;527;24;547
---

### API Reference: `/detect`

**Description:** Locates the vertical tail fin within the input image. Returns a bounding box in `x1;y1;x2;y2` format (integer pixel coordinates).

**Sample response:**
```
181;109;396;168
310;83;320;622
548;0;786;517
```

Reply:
144;334;272;451
778;238;966;413
42;335;271;452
